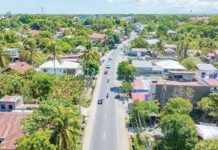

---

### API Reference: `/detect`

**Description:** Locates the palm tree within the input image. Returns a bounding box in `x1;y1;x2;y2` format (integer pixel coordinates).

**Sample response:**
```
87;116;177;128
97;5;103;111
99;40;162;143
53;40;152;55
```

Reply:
0;44;10;69
50;107;82;150
47;42;62;75
22;38;39;64
80;40;99;63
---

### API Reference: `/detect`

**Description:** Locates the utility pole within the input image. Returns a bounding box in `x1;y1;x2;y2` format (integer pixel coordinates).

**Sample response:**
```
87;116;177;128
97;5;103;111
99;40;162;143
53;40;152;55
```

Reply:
41;7;44;14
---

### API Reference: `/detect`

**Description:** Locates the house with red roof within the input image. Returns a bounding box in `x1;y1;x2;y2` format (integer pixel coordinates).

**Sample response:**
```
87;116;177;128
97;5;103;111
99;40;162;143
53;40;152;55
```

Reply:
89;32;105;42
9;61;33;74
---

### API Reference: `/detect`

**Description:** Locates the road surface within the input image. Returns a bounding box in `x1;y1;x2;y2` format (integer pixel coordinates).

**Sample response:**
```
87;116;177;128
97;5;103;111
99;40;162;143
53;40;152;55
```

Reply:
89;33;137;150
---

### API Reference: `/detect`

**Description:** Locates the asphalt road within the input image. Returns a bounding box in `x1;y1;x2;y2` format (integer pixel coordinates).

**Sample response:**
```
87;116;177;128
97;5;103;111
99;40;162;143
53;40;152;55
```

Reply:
89;32;137;150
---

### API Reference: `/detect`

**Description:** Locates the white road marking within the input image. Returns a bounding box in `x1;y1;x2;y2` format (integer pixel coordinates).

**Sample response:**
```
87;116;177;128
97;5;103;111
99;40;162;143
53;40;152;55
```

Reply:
104;114;107;120
103;131;106;140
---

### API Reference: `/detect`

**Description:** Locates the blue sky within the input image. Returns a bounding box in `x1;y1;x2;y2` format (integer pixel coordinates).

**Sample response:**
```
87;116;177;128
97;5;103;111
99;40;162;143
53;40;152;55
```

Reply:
1;0;218;14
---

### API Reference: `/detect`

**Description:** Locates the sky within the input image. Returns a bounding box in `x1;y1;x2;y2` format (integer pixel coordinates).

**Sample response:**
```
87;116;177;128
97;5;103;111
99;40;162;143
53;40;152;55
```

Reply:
0;0;218;14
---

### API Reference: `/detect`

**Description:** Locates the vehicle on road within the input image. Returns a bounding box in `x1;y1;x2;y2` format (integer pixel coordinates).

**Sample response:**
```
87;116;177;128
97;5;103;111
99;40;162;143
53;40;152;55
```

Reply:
98;99;103;104
107;79;109;83
109;57;112;60
106;63;111;69
106;93;109;98
104;71;108;75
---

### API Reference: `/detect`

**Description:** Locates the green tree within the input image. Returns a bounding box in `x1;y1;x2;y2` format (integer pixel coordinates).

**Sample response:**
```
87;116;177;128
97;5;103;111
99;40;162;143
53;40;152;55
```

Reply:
213;62;218;68
30;73;54;100
82;60;99;76
161;97;193;116
130;101;159;128
17;130;55;150
131;133;147;150
80;48;100;63
195;140;218;150
160;114;198;150
120;81;132;93
117;61;137;82
131;37;148;48
50;107;82;150
198;93;218;121
181;57;196;70
21;38;40;64
0;44;10;68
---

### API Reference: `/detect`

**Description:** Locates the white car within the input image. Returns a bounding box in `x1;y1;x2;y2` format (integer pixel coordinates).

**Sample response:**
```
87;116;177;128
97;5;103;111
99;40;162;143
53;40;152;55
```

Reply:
106;63;111;69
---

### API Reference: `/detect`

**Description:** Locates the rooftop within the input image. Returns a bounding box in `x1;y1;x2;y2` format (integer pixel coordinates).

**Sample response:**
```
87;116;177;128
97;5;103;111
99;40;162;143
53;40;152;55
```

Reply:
133;79;151;90
89;32;105;41
131;92;149;102
164;44;177;49
196;63;217;71
202;79;218;87
156;60;186;70
0;112;30;150
9;61;33;74
158;80;203;87
0;96;22;103
38;60;80;69
132;60;152;68
170;71;196;75
196;124;218;140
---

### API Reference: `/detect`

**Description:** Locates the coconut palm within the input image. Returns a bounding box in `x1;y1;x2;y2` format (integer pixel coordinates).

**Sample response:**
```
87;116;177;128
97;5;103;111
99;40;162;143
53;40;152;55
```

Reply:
47;42;62;75
80;40;100;63
22;38;39;64
50;107;82;150
0;44;10;68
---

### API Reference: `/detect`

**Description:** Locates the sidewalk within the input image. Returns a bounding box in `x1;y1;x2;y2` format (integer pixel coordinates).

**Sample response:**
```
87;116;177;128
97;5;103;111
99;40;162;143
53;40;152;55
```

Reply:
82;50;113;150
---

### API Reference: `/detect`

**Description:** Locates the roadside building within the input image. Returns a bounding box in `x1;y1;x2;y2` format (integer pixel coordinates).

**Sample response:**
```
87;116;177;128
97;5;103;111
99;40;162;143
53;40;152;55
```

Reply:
4;48;19;62
196;63;218;78
131;79;156;101
38;60;80;75
145;38;159;45
9;61;33;74
156;60;186;74
61;54;81;63
127;48;150;57
132;60;163;75
0;112;30;150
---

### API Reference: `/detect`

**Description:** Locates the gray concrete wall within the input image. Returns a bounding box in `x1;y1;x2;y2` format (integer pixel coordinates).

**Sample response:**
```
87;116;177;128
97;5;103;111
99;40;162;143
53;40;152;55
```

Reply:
156;84;210;106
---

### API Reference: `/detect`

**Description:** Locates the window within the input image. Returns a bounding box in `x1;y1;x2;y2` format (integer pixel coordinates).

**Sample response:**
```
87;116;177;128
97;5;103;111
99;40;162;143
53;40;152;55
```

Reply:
1;105;5;109
9;105;13;110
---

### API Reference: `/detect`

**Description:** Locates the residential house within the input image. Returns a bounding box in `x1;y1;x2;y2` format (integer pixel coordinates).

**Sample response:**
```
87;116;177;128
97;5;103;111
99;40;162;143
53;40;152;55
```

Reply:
127;48;151;57
145;38;160;45
156;60;186;74
9;61;33;74
132;60;163;75
38;60;80;75
164;44;177;57
167;30;177;34
0;112;30;150
202;50;218;64
196;63;218;78
4;48;19;62
89;32;105;42
61;54;81;63
0;96;23;112
0;95;38;112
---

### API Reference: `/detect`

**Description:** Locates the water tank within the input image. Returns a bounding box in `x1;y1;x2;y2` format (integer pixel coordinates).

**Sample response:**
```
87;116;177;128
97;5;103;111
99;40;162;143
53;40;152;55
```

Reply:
214;72;218;79
201;72;206;78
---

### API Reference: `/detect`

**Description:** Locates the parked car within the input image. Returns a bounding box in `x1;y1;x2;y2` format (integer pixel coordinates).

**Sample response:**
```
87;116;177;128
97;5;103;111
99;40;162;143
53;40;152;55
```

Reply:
104;71;108;75
98;99;103;104
109;57;112;60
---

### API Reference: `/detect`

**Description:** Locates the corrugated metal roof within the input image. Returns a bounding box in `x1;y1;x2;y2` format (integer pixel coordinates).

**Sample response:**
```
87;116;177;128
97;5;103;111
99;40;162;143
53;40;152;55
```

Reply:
132;60;153;68
196;63;217;71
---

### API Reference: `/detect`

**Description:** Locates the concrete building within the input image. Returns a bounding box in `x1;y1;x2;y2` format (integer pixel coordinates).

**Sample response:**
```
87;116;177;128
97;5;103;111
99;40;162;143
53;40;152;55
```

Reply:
0;96;23;112
156;60;186;74
196;124;218;140
4;48;19;62
196;63;218;78
38;60;80;75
